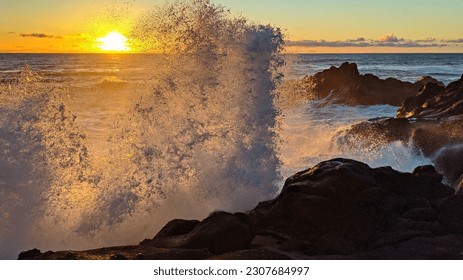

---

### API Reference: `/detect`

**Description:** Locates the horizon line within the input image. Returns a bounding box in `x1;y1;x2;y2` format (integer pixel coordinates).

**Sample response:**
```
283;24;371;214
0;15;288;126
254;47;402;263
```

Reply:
1;52;463;55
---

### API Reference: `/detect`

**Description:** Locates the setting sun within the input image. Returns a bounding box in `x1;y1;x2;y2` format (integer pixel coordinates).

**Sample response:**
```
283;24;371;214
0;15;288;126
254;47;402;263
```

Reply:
97;32;130;51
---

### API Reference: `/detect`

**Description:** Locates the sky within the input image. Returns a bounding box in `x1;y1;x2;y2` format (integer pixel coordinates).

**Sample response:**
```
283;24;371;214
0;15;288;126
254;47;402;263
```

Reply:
1;0;463;53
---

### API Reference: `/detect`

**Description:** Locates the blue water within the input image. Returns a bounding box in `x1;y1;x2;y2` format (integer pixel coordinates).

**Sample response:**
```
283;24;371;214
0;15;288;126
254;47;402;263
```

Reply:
2;53;463;86
286;53;463;85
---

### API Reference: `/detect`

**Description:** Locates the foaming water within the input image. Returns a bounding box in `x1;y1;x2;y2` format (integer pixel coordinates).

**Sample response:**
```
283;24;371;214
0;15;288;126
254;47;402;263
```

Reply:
279;100;432;180
0;67;91;258
0;0;283;259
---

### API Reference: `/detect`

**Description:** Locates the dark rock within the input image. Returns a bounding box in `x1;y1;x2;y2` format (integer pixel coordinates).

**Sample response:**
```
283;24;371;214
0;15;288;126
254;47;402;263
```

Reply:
397;75;463;119
250;235;279;247
134;248;212;260
282;158;377;198
338;75;463;183
415;76;445;88
372;230;433;248
18;157;463;260
379;191;409;214
279;235;355;256
374;165;453;201
412;165;443;184
302;62;443;106
389;219;444;234
402;207;437;222
180;212;255;254
33;251;78;260
253;158;452;255
141;219;200;245
439;195;463;233
355;235;463;260
109;254;128;260
209;248;292;260
148;212;256;255
338;118;463;159
19;246;213;260
18;248;42;260
258;193;337;239
336;118;412;151
155;219;200;238
397;82;445;118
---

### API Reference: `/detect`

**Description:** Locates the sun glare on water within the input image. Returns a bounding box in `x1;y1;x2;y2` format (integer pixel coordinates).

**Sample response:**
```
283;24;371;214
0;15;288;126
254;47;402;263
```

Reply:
97;32;130;51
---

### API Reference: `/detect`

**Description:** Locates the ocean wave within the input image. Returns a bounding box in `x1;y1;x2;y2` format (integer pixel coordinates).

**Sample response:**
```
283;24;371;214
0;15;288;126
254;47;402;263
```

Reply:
0;0;284;259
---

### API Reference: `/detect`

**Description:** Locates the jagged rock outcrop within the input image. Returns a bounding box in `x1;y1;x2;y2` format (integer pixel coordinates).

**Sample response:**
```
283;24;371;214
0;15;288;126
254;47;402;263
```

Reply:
303;62;443;106
339;75;463;185
397;74;463;119
19;158;463;260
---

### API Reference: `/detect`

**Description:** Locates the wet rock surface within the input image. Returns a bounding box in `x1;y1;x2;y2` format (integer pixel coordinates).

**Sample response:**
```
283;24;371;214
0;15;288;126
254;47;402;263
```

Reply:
339;75;463;185
20;159;463;260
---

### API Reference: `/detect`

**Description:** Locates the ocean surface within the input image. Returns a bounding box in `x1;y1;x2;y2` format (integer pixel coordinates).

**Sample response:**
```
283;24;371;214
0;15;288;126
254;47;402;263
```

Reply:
286;53;463;85
2;53;463;85
1;52;462;259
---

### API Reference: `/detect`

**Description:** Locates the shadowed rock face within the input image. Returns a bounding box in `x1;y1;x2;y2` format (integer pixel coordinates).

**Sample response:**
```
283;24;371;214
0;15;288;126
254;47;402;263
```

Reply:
140;212;256;255
303;62;443;106
396;82;446;118
397;75;463;119
250;159;456;257
20;158;463;260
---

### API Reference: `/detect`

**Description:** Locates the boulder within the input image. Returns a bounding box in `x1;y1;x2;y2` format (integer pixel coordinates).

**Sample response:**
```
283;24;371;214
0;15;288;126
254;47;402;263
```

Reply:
151;219;200;239
302;62;443;106
438;195;463;233
145;212;256;255
251;158;453;255
415;76;445;88
355;234;463;260
18;248;42;260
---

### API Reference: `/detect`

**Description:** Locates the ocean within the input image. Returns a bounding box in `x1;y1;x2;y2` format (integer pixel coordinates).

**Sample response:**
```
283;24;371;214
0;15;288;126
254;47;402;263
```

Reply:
1;52;463;259
287;53;463;84
3;53;463;84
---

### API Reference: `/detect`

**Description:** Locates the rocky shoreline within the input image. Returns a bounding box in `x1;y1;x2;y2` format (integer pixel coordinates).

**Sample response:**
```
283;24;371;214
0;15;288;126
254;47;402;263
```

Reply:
19;159;463;260
18;63;463;260
337;69;463;188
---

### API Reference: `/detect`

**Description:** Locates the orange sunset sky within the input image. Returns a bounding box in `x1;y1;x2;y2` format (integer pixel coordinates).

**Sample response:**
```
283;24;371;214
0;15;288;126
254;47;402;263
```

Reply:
1;0;463;53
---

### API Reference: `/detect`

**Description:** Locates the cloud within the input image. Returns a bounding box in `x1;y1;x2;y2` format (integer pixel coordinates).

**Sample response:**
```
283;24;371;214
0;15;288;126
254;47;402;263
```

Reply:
286;40;371;48
19;33;62;39
443;38;463;43
377;34;404;43
288;34;451;48
348;37;366;42
374;41;446;48
416;37;437;43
